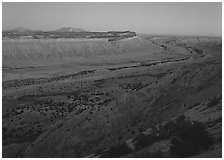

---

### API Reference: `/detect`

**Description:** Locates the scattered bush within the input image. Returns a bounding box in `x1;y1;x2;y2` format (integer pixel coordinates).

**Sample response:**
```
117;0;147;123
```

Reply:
193;48;203;55
133;115;213;157
134;133;156;150
99;114;213;158
207;95;221;108
101;142;131;158
129;150;164;158
170;115;213;157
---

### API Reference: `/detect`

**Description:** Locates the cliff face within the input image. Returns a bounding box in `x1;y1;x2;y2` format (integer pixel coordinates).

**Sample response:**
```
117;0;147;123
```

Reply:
2;30;141;68
3;29;136;40
2;36;160;68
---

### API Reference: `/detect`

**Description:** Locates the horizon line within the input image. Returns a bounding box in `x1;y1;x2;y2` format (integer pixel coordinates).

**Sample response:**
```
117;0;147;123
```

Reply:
2;26;222;38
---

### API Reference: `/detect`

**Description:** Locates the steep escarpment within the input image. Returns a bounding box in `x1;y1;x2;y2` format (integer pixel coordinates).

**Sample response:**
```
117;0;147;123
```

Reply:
2;37;162;68
3;28;136;40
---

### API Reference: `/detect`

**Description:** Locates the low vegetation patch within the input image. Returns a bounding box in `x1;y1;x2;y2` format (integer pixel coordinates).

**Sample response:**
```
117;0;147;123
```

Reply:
132;115;213;157
100;142;132;158
134;132;157;150
169;115;213;157
207;95;221;108
98;115;213;158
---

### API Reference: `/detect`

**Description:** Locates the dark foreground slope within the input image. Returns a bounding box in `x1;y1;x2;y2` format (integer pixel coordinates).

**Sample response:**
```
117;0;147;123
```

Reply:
2;35;222;158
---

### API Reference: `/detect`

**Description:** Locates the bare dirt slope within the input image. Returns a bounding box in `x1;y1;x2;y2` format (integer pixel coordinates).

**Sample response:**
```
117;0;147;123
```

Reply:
3;37;162;68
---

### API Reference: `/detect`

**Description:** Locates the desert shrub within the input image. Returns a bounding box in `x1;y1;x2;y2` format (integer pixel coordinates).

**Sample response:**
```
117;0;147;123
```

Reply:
170;115;213;157
147;150;164;158
95;148;104;156
137;126;145;132
193;48;203;55
100;115;213;158
134;133;156;150
118;135;123;141
2;126;7;133
189;102;200;109
206;117;222;128
157;124;170;139
101;142;131;158
207;95;221;108
130;150;164;158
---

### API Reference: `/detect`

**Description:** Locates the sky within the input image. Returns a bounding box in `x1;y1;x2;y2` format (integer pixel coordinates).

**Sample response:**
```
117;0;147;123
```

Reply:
2;2;222;36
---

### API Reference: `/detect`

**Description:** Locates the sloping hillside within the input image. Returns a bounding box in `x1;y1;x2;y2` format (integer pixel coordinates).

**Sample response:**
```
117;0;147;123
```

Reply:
3;37;164;68
2;36;221;158
16;55;221;157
